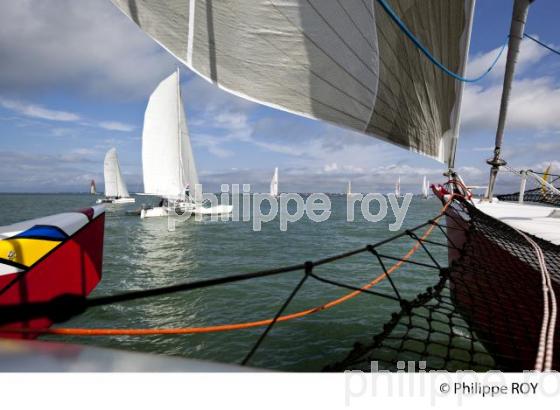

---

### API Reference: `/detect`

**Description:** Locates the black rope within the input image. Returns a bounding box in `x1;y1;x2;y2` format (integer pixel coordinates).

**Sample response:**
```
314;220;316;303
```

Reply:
241;262;313;366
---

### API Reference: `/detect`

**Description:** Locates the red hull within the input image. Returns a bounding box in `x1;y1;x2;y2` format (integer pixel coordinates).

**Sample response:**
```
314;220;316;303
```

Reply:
0;212;104;339
444;202;560;370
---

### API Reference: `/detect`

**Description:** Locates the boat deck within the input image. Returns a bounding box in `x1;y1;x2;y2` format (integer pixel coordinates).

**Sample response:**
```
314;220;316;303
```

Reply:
474;198;560;245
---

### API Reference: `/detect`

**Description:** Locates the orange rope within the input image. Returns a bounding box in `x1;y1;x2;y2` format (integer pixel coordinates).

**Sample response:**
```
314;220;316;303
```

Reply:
3;198;453;336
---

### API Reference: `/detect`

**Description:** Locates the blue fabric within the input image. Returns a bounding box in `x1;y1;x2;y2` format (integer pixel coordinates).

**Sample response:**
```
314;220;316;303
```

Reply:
15;225;67;240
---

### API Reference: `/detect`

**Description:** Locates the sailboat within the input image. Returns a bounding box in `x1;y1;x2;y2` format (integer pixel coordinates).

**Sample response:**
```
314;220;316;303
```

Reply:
96;148;135;204
90;179;97;195
94;0;560;370
346;181;352;197
139;70;233;219
394;177;401;198
270;167;279;197
421;176;429;199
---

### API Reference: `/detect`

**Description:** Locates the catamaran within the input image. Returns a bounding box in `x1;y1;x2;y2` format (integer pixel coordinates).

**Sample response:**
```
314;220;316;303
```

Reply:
139;70;233;219
107;0;560;371
96;148;135;204
270;167;279;197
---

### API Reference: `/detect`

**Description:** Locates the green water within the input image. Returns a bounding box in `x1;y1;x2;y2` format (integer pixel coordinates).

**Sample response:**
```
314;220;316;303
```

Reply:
0;193;446;370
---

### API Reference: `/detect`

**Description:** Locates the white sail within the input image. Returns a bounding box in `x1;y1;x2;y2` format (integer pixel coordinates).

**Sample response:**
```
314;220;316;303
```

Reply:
90;180;96;195
422;176;428;199
142;70;200;202
104;148;130;198
270;167;279;197
111;0;474;165
346;181;352;196
395;176;401;197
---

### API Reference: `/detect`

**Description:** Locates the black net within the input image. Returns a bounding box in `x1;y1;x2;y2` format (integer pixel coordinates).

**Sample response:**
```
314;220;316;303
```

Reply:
326;198;560;372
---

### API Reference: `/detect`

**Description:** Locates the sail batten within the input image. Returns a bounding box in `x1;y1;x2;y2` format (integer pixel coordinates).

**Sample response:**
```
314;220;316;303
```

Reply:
112;0;474;165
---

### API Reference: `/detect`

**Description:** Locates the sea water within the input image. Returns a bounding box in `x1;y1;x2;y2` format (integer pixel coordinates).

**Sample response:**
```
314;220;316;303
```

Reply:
0;193;446;371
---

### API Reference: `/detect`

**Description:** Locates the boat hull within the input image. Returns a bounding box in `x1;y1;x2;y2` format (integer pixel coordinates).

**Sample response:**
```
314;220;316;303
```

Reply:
443;199;560;370
140;204;233;219
96;197;135;204
0;207;105;339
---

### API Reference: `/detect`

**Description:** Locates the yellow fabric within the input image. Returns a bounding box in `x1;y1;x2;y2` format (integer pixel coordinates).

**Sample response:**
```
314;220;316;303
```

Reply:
542;164;552;195
0;238;61;267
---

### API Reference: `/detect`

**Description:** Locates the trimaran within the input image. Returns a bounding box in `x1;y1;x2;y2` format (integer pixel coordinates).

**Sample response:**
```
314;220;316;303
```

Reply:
1;0;559;371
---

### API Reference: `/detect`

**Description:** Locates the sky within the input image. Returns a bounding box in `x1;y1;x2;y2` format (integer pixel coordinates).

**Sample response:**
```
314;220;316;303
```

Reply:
0;0;559;194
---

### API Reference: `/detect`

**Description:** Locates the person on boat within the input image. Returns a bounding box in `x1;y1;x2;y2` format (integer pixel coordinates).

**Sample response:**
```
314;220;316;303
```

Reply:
184;184;191;201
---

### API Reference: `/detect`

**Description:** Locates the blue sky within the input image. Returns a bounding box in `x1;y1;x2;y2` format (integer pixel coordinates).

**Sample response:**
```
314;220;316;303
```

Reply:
0;0;559;193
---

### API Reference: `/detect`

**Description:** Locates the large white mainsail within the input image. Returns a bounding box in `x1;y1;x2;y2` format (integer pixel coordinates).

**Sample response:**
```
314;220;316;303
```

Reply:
111;0;474;166
142;69;200;202
270;167;279;197
104;148;130;198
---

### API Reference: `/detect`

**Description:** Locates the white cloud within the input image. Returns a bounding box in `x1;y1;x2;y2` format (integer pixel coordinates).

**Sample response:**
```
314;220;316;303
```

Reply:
461;76;560;134
466;35;551;80
0;98;80;122
98;121;136;132
0;0;175;100
0;97;135;133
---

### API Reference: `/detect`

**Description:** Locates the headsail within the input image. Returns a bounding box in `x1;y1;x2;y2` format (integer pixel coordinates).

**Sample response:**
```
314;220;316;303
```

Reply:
142;70;201;201
104;148;130;198
270;167;279;197
111;0;474;165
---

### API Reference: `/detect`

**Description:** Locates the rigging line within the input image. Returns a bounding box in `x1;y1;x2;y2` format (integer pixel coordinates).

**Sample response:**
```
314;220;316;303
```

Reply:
375;0;507;83
524;33;560;56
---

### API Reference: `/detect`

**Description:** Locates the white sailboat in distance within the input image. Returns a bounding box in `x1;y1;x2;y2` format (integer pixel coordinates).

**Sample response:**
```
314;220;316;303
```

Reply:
96;148;135;204
421;176;430;199
395;176;401;198
270;167;279;197
140;70;233;219
346;181;352;196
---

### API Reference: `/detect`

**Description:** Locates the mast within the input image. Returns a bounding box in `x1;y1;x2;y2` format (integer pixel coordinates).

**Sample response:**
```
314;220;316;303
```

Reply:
484;0;533;200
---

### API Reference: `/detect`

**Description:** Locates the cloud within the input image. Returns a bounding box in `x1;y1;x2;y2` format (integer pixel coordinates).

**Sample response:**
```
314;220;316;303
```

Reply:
0;97;135;133
461;76;560;134
0;98;80;122
98;121;136;132
0;0;175;100
466;34;551;80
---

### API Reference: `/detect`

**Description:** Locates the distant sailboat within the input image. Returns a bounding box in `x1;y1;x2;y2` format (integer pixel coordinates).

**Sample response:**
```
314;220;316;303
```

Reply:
270;167;279;197
90;179;97;195
96;148;135;204
346;181;352;196
421;176;430;199
395;177;401;198
140;70;233;219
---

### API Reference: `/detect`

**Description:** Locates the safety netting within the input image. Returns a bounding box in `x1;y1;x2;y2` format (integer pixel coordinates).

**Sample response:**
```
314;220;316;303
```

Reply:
327;196;560;371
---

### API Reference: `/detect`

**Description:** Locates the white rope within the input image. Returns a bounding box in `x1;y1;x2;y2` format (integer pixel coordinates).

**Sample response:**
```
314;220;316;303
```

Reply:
514;228;557;371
